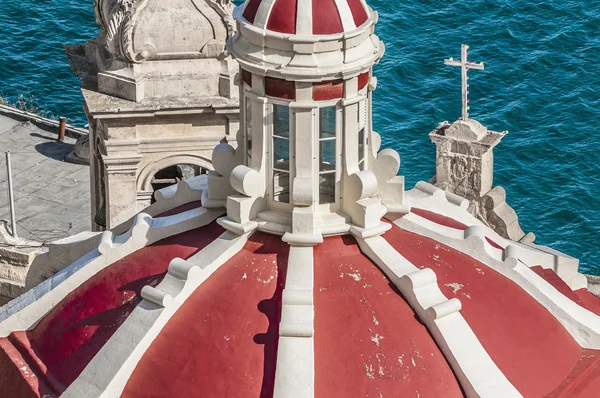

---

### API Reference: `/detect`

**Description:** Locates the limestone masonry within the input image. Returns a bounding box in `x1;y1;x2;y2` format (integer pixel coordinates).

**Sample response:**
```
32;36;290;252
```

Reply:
67;0;240;230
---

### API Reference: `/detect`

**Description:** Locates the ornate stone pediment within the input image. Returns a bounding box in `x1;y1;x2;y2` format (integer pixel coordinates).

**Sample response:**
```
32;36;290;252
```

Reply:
93;0;235;63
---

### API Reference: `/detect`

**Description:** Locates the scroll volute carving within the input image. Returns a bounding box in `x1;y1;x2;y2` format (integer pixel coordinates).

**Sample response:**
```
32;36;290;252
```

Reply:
93;0;236;63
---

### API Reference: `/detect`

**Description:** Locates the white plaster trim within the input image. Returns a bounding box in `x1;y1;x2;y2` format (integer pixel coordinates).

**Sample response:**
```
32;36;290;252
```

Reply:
333;0;357;32
62;230;251;398
295;0;313;36
254;0;277;29
274;246;314;398
112;175;207;236
405;182;587;290
355;234;522;398
0;207;223;337
230;6;381;81
25;176;208;288
397;217;600;349
404;212;465;239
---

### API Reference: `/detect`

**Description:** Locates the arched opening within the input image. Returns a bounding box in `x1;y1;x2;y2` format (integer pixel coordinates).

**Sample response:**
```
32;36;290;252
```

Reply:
150;163;209;203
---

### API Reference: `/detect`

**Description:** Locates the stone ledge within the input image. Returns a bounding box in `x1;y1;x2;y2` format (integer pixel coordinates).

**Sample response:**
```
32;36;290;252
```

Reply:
0;278;26;307
0;246;44;269
0;104;87;139
82;88;239;117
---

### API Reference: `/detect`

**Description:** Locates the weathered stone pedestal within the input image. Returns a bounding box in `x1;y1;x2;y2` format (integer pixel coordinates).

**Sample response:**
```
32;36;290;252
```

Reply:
430;118;503;200
430;118;534;242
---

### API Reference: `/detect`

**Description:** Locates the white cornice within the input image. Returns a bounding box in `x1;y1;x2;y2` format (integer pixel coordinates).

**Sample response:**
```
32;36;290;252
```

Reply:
229;6;383;82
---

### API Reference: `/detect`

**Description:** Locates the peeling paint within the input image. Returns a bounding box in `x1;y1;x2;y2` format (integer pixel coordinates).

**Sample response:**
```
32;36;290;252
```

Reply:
364;363;375;379
347;272;362;281
257;274;276;284
372;313;380;326
370;334;384;347
444;282;464;294
397;354;404;366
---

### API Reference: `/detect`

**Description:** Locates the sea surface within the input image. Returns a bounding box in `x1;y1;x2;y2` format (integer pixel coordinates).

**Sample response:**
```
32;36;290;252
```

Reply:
0;1;599;273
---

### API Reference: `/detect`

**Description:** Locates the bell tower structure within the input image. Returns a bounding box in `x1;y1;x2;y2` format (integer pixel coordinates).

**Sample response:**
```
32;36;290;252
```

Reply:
71;0;240;230
205;0;405;244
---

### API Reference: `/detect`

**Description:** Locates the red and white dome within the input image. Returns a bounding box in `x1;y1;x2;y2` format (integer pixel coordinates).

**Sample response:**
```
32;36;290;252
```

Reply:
230;0;382;81
241;0;370;35
1;0;600;397
1;183;600;397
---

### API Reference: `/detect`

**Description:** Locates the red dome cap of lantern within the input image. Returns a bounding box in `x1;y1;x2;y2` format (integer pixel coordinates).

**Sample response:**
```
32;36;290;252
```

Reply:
241;0;370;35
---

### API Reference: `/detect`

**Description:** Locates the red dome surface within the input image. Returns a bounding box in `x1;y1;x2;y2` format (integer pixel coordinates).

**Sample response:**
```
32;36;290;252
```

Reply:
1;201;600;397
242;0;369;35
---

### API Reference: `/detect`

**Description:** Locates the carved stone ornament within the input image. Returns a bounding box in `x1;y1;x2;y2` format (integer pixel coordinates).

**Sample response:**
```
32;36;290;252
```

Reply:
93;0;236;63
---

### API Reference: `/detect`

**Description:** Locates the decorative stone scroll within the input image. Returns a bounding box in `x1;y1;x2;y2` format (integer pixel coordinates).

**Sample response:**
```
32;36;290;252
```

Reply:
93;0;235;62
368;131;406;213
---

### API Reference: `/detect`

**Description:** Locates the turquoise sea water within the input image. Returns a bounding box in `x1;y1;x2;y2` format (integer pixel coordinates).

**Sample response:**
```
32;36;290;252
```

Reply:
0;1;599;273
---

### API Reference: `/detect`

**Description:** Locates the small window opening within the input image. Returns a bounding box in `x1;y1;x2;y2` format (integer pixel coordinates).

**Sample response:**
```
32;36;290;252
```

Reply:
358;99;367;170
151;164;208;203
245;95;253;164
272;104;290;203
319;106;337;204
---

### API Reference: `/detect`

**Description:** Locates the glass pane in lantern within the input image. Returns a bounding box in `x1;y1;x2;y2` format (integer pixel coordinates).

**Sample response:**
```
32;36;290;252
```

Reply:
319;106;336;139
273;171;290;203
246;98;252;161
319;172;336;204
319;139;336;172
273;104;290;138
273;137;290;171
358;127;365;167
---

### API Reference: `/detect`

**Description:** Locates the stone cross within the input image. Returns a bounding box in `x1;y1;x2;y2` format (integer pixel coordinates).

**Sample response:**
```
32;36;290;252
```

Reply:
444;44;485;120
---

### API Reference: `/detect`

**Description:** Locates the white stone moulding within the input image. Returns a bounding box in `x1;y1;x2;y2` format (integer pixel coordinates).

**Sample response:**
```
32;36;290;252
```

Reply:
273;245;315;398
230;6;382;81
405;182;586;291
398;216;600;349
0;205;223;337
112;175;208;236
62;230;251;398
355;234;522;398
25;175;208;290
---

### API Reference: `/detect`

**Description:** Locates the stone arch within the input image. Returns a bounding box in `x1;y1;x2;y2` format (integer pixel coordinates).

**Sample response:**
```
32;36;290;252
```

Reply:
137;154;213;192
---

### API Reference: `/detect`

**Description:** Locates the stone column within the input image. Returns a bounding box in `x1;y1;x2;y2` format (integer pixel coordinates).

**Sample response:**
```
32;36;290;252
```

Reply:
103;155;143;228
341;76;361;217
290;82;317;237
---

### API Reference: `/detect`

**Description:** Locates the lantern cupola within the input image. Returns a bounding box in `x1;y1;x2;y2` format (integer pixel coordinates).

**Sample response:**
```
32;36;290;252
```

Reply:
203;0;405;244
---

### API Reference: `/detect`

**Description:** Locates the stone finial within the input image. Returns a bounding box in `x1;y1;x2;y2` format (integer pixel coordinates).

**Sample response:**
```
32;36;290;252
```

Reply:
445;119;488;142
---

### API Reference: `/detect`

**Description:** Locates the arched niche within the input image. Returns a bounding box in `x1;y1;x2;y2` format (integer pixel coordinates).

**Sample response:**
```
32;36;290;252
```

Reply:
137;154;213;199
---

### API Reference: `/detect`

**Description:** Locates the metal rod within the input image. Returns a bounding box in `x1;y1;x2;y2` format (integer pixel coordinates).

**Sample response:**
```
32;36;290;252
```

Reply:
5;151;17;238
58;117;66;141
